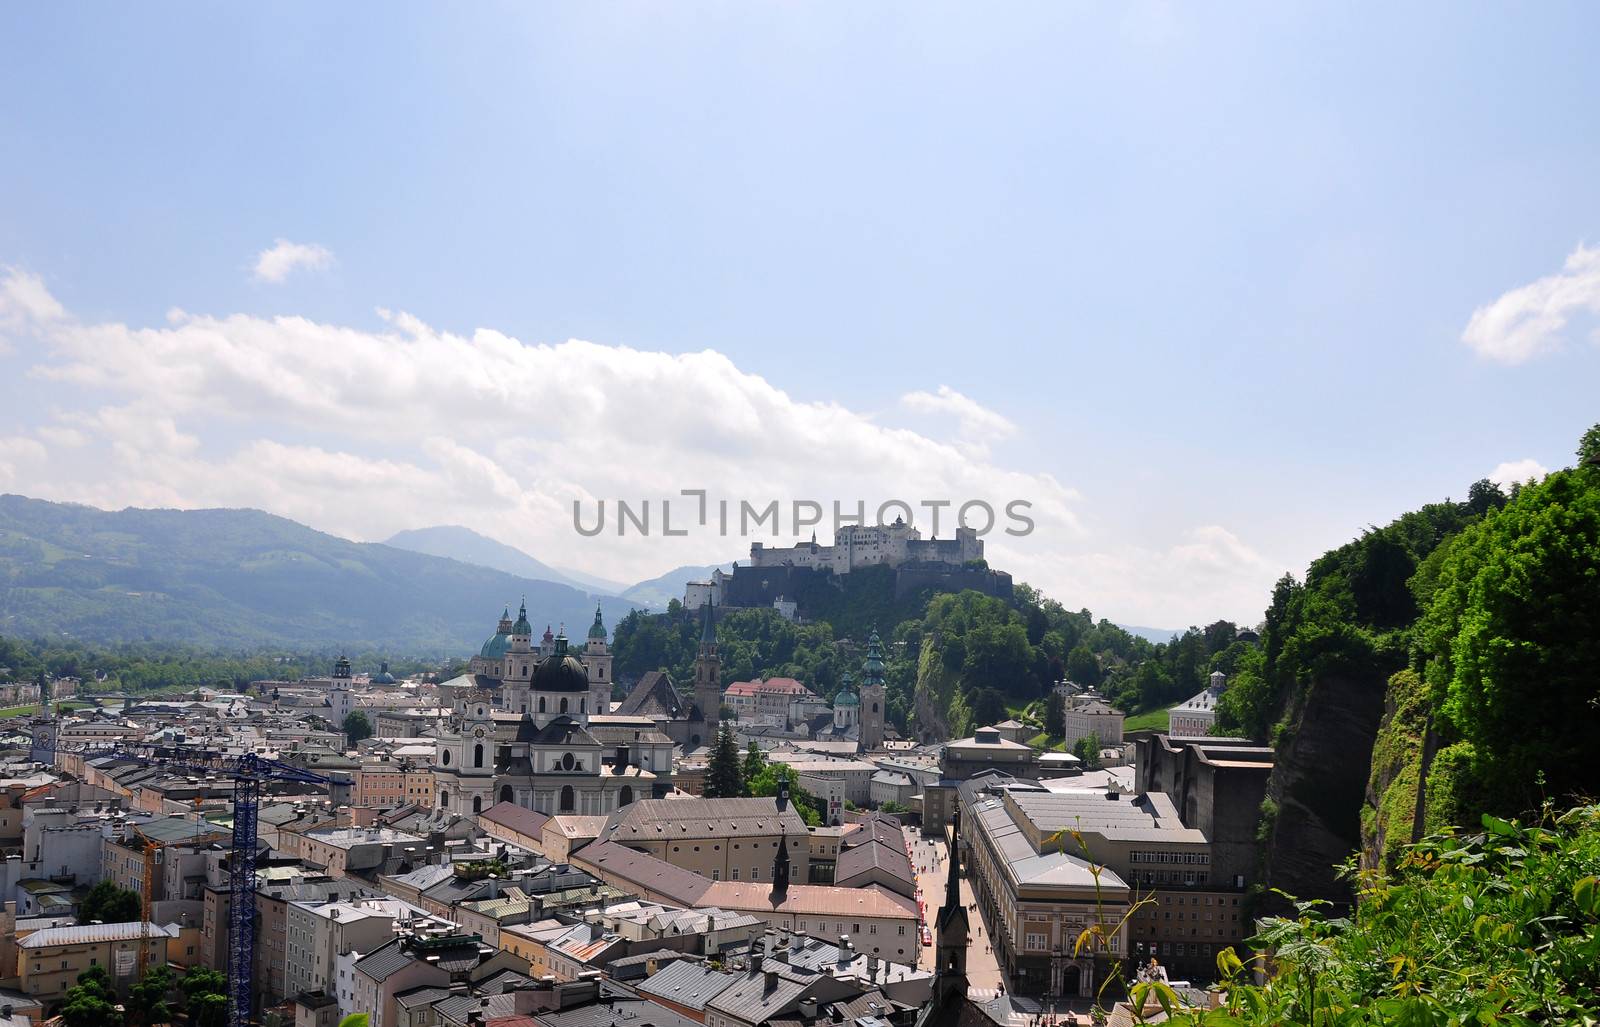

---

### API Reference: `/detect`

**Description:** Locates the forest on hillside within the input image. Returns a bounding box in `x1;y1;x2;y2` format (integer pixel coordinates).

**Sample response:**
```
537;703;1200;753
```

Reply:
613;565;1253;739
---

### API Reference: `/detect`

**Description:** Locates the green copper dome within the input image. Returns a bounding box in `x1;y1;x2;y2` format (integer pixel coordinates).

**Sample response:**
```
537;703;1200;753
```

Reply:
512;599;532;636
480;632;511;659
835;689;860;706
588;604;606;640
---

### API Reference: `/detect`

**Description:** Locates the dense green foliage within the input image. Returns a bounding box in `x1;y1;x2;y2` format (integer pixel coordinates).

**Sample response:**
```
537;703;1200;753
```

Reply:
704;721;745;798
1416;460;1600;818
78;879;142;924
343;710;374;744
0;632;453;696
182;967;229;1027
61;965;117;1027
125;965;172;1027
615;575;1252;740
1163;805;1600;1026
0;494;633;651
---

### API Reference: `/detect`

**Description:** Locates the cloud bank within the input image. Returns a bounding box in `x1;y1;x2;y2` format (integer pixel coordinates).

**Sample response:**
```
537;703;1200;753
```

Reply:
1462;244;1600;365
0;268;1278;627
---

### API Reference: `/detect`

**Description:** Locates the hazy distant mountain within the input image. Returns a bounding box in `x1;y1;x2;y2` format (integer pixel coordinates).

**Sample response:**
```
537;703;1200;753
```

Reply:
1117;623;1181;644
385;525;602;593
547;566;631;596
622;563;735;609
0;495;639;653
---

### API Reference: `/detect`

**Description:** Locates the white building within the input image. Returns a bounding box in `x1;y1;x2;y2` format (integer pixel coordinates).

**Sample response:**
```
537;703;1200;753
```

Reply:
1169;671;1227;738
747;519;982;575
1063;696;1125;748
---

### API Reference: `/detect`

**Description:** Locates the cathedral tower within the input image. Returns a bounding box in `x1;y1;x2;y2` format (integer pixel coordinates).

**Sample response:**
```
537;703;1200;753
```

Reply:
858;628;887;751
583;604;613;715
691;602;722;747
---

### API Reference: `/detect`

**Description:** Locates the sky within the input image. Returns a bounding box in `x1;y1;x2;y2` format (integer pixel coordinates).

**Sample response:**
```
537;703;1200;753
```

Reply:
1;3;1598;629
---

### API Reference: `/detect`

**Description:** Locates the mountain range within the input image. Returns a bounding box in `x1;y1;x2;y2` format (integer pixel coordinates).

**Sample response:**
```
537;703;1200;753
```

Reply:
0;495;642;653
381;525;730;609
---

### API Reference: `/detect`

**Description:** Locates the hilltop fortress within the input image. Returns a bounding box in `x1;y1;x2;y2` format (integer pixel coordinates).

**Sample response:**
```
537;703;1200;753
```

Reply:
686;517;1012;613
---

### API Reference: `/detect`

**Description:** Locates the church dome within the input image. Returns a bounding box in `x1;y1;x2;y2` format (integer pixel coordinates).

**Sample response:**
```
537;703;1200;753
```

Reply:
480;632;511;659
835;690;860;707
533;636;589;693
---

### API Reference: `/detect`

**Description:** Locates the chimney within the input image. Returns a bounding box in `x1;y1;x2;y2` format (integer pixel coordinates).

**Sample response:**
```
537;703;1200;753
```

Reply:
798;998;818;1019
750;944;765;975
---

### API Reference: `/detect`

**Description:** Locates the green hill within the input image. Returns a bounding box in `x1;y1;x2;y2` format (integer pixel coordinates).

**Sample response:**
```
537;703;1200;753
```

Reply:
0;495;639;653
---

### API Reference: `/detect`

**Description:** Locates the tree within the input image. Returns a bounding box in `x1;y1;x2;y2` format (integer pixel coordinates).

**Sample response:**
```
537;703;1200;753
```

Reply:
741;740;766;787
1419;462;1600;814
970;687;1007;728
342;710;373;744
704;721;744;798
1072;731;1102;769
127;965;173;1027
182;967;229;1027
747;763;824;827
1579;421;1600;466
1044;692;1066;738
79;878;142;924
1066;644;1100;686
61;965;117;1027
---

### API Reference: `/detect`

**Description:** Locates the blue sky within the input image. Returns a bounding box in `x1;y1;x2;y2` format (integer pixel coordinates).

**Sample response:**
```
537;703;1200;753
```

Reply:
2;3;1597;627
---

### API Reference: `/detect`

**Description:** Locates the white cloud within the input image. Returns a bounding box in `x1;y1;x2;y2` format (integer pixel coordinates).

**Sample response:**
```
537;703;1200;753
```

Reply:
252;239;335;284
0;266;65;352
901;385;1017;441
0;265;1283;626
1462;243;1600;364
1488;458;1548;488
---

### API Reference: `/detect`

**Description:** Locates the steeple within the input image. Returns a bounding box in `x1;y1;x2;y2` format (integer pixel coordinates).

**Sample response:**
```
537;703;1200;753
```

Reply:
588;603;607;639
512;599;532;637
935;806;970;1000
769;830;791;904
858;629;887;751
691;603;722;743
700;600;717;647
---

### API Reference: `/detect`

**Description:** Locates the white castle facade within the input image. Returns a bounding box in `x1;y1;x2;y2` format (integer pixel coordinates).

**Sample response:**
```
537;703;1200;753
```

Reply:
687;519;984;611
748;518;983;573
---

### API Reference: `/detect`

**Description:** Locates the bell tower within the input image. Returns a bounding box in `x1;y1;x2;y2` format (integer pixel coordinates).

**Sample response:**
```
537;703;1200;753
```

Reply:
692;602;722;742
584;604;613;715
858;628;887;751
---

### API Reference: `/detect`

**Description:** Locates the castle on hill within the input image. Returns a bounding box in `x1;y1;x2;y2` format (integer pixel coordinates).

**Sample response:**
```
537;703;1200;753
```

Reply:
685;517;1008;613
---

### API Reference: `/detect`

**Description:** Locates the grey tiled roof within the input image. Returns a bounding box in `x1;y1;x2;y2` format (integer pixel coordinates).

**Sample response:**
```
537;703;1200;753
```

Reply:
636;960;738;1011
535;998;699;1027
353;939;416;982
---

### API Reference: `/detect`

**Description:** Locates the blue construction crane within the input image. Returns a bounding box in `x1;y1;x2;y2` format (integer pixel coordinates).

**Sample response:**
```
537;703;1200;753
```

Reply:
65;744;332;1027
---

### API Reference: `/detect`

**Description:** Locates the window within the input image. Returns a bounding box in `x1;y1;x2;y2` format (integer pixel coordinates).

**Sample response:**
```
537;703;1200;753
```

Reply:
731;868;739;880
751;867;760;880
898;925;906;936
560;698;569;714
869;924;877;934
711;870;719;881
1025;932;1047;951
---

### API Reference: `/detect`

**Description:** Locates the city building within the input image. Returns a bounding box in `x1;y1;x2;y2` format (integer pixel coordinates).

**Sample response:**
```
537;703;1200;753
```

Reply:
1169;671;1228;738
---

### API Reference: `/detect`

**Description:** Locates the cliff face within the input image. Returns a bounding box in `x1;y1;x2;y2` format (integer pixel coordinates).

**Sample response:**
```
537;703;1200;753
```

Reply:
1259;669;1389;909
911;635;961;743
1361;669;1430;872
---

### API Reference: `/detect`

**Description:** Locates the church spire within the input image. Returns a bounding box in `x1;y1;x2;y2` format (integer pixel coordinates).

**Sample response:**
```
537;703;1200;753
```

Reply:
935;805;970;1000
700;600;717;646
769;830;791;904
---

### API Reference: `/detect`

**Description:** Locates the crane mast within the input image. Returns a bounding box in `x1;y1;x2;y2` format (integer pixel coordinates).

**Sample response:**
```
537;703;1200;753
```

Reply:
52;744;331;1027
